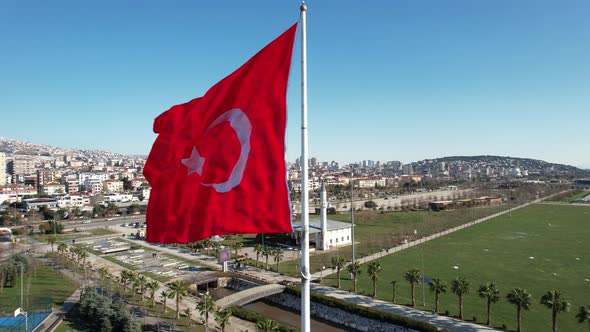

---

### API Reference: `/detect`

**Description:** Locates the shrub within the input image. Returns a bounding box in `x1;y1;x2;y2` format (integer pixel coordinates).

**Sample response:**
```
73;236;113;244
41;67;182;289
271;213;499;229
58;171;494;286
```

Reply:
283;286;448;332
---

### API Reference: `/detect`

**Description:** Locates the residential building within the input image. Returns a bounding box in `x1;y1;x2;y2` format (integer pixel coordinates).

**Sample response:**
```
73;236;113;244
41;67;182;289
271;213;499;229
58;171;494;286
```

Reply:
103;180;123;193
0;152;6;186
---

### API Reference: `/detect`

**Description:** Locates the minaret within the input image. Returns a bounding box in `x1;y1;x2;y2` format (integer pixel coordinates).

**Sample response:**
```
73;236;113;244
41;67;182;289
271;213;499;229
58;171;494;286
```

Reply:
320;179;328;250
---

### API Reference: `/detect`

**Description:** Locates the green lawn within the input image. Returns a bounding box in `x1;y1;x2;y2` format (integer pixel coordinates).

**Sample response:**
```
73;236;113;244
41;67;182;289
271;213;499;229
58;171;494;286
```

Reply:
324;204;590;332
565;191;590;203
277;204;513;276
0;260;79;312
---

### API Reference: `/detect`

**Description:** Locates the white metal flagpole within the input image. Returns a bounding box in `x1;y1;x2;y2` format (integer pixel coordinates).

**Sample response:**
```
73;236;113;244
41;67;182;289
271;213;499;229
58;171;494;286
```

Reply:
299;2;311;332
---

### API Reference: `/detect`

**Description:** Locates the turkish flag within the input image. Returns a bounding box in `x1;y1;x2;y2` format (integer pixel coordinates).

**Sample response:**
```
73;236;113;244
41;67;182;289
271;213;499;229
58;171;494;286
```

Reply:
144;23;297;243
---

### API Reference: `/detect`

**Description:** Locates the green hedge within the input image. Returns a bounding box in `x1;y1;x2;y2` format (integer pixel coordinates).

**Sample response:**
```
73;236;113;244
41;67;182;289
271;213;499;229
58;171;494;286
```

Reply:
284;286;449;332
230;306;299;332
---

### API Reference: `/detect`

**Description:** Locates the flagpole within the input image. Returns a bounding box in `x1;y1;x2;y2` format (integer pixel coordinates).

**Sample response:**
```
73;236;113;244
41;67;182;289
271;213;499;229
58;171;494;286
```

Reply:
299;2;311;332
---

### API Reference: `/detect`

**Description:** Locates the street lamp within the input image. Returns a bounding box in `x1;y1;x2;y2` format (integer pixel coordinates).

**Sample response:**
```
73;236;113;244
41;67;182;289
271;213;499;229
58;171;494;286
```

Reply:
320;265;325;283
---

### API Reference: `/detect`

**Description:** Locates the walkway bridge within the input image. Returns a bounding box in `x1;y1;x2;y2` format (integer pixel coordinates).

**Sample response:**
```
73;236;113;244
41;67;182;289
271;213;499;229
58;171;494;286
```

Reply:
215;284;285;309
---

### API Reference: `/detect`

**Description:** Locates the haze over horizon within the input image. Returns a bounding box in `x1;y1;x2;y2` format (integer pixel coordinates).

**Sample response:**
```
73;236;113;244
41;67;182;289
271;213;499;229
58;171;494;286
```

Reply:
1;1;588;168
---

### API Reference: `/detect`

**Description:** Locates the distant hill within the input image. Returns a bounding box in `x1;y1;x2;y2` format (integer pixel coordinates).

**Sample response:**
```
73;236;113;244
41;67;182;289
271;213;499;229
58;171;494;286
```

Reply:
419;155;587;176
0;137;136;160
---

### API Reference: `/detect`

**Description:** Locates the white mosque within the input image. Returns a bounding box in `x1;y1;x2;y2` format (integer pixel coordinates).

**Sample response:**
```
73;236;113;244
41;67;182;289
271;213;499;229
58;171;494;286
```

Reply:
292;181;353;250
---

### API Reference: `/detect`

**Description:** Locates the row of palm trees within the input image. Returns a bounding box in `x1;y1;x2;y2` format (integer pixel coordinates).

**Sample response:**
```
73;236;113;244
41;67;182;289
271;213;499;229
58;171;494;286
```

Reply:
253;244;285;272
329;257;590;332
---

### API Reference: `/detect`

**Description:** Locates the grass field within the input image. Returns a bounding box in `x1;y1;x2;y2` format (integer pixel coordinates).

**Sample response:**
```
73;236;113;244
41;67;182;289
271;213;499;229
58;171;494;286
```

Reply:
324;204;590;332
276;203;514;276
0;260;79;313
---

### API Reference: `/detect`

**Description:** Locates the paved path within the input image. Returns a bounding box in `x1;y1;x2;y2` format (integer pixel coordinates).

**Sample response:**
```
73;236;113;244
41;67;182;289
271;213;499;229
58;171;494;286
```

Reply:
537;201;590;207
216;284;285;309
310;285;498;332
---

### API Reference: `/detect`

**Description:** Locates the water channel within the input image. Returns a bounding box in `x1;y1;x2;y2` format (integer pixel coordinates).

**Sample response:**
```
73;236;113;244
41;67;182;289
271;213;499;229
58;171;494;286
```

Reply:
209;287;346;332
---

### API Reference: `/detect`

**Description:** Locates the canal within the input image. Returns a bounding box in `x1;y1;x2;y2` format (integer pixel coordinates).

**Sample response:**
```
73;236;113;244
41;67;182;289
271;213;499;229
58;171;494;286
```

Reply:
209;287;346;332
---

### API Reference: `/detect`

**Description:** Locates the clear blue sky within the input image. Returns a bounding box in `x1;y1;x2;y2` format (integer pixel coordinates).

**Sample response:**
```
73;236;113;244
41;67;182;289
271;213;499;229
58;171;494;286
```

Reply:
1;0;588;168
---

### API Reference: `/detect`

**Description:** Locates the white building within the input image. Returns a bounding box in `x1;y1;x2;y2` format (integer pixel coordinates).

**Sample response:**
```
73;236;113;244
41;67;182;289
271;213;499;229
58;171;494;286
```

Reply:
0;152;6;186
78;171;109;191
57;195;90;208
292;181;352;251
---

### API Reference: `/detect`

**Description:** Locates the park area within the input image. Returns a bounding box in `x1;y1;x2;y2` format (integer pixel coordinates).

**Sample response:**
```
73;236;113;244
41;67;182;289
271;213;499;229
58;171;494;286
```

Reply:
277;202;516;276
0;258;79;331
325;204;590;332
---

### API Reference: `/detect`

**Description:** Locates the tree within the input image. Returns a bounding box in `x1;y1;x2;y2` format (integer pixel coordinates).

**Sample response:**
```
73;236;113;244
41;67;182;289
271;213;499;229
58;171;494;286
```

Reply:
97;266;109;278
167;280;189;319
256;319;280;332
136;274;148;301
507;288;532;332
196;294;216;329
263;246;273;271
540;289;570;332
273;248;284;272
183;307;193;328
364;200;378;209
429;278;447;313
478;282;500;325
146;280;160;307
576;305;590;329
254;244;264;268
347;261;362;292
160;289;173;313
451;276;470;320
367;261;382;298
47;235;56;253
231;241;243;259
390;280;398;303
330;255;346;289
57;243;68;256
127;204;140;215
404;269;422;307
119;270;134;294
215;308;232;332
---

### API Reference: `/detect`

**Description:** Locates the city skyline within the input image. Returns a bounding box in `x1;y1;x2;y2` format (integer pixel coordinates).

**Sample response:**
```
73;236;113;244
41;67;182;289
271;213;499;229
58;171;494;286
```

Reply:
1;1;589;168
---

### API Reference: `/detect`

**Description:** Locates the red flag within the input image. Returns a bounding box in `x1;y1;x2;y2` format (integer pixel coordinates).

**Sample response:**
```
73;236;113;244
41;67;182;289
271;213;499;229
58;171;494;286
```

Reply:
143;24;297;243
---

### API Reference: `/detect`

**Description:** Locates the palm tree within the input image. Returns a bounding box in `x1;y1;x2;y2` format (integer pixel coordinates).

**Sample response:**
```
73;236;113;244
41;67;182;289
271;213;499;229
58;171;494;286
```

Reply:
79;250;88;267
331;255;346;289
196;294;216;329
215;308;232;332
451;276;470;320
576;305;590;330
119;270;134;294
97;266;110;280
231;241;243;259
347;261;362;292
57;243;67;256
478;282;500;325
184;307;193;328
160;289;173;313
254;244;264;268
167;280;189;319
47;235;56;253
256;319;279;332
367;261;382;298
540;289;570;332
146;280;160;307
507;288;532;332
273;248;284;272
390;280;398;303
429;278;447;313
136;274;148;301
263;246;272;271
404;269;422;307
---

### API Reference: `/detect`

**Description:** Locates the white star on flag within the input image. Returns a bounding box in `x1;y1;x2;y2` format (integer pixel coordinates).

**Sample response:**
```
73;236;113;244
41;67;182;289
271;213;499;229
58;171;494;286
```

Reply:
181;146;205;176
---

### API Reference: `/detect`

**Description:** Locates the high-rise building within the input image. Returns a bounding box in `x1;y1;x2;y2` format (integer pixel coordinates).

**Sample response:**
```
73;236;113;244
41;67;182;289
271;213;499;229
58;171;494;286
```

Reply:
0;152;6;186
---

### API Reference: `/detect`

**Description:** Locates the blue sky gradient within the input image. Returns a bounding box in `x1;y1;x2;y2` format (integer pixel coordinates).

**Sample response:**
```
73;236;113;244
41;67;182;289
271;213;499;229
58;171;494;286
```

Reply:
1;1;588;167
